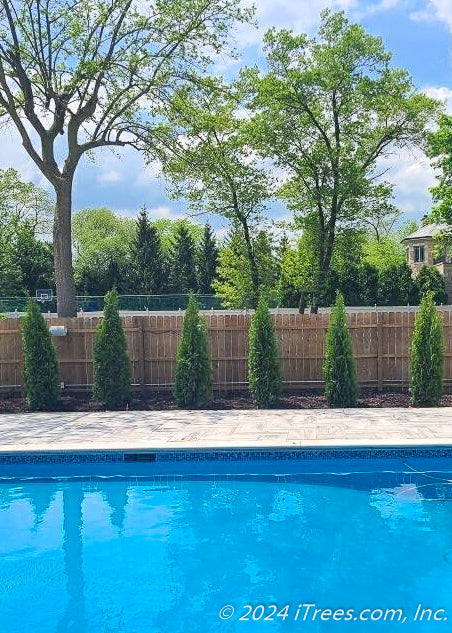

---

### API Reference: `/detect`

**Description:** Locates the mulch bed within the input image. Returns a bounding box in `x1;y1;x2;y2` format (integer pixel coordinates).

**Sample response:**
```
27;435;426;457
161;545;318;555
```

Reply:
1;390;452;414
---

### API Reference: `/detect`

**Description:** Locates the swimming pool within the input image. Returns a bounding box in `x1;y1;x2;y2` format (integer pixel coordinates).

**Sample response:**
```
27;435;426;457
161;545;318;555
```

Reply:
1;452;452;632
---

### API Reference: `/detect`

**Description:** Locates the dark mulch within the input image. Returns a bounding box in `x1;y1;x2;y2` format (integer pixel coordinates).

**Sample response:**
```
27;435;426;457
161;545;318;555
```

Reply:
1;390;452;414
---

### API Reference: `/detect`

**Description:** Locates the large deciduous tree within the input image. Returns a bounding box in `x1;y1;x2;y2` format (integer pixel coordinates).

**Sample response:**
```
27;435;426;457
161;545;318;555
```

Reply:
0;168;53;240
213;228;278;308
0;0;250;315
164;84;273;305
72;207;134;294
428;114;452;226
246;10;440;309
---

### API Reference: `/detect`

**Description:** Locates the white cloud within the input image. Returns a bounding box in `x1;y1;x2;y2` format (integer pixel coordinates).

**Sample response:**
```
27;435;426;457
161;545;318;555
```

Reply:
97;169;122;183
237;0;359;48
147;205;176;218
0;124;50;190
372;84;452;221
134;160;161;187
378;147;435;218
354;0;403;19
410;0;452;31
423;86;452;113
115;205;186;220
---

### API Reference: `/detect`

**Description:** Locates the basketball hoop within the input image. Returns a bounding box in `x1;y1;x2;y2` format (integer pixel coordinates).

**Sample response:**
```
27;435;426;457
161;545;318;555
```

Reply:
36;289;53;303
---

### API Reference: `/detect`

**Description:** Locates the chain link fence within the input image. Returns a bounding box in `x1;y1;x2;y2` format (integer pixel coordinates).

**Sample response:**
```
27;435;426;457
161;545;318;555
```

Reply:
0;294;226;314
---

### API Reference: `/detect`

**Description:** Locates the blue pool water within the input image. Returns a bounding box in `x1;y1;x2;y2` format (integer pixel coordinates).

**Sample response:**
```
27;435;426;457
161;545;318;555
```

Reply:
1;457;452;632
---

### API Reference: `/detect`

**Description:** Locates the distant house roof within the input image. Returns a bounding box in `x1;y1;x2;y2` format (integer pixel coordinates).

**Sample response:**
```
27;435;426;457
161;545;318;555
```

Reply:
401;223;449;242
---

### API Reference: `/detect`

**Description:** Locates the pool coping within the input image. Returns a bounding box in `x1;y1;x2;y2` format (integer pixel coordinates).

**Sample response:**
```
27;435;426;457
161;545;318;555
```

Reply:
1;407;452;461
2;437;452;454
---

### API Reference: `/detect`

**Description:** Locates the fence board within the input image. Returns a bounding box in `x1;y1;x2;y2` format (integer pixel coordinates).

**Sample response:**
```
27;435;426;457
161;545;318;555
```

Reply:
1;310;451;393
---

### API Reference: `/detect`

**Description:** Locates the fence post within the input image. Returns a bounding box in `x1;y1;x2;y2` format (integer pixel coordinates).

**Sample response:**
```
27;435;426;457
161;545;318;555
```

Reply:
377;310;383;392
138;317;146;397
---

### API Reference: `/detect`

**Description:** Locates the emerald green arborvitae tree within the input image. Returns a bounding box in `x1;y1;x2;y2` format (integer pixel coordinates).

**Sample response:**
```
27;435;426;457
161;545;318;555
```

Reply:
93;290;131;409
21;301;59;410
410;292;444;406
248;295;281;408
323;292;357;407
132;207;165;294
170;224;198;292
198;223;219;294
175;293;212;408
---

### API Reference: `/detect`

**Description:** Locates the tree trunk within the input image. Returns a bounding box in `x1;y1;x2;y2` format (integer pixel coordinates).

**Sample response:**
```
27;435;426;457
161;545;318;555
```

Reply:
54;178;77;316
312;224;335;312
240;219;260;307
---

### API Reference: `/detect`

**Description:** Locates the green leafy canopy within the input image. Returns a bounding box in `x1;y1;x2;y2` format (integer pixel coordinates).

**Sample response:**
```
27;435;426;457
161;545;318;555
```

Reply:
243;10;441;303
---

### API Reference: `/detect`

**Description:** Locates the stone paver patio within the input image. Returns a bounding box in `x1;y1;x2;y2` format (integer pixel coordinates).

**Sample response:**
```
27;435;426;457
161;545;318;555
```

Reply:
0;408;451;452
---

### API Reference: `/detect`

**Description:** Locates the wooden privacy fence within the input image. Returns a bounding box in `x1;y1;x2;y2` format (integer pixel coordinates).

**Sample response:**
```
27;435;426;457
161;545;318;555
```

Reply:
1;310;452;393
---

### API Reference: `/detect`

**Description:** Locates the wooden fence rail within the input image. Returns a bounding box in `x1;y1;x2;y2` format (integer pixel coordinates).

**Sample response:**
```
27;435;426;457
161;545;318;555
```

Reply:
1;310;452;393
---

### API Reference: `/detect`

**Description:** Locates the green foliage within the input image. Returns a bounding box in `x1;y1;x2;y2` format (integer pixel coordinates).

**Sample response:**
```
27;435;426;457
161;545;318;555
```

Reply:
175;293;212;408
197;223;219;293
72;211;206;295
363;234;406;271
152;219;204;253
336;263;379;306
93;290;132;409
0;169;54;298
248;295;281;408
21;301;59;410
0;249;23;296
415;266;447;304
132;208;166;294
0;168;53;241
428;114;452;223
276;248;301;308
0;0;251;315
359;264;380;306
378;263;418;306
363;220;419;272
214;229;279;308
169;224;198;293
323;293;357;407
0;229;53;299
164;82;272;299
73;208;135;295
245;9;440;303
409;292;443;405
13;227;54;296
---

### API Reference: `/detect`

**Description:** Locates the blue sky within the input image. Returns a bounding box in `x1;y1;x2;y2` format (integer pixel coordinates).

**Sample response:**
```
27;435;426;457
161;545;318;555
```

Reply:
1;0;452;233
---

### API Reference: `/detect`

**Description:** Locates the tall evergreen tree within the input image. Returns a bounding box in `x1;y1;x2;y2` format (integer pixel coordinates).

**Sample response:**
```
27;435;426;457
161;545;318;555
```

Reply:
197;224;219;294
175;292;212;408
93;290;132;409
170;224;198;293
323;292;357;407
132;208;165;294
248;295;281;408
21;301;60;410
410;292;444;406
